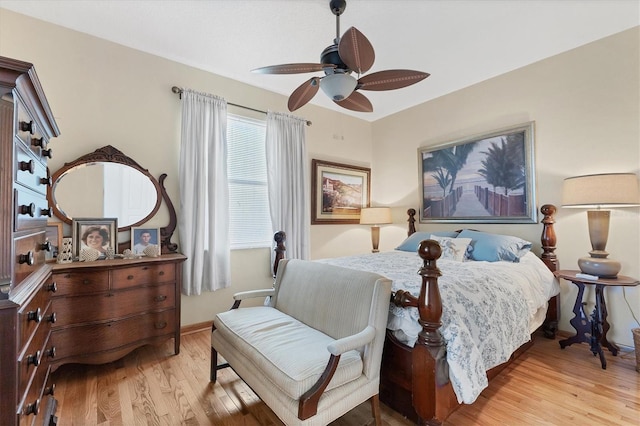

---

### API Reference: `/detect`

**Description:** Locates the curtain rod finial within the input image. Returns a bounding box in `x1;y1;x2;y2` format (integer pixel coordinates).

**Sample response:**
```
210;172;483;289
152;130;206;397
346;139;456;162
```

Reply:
171;86;183;99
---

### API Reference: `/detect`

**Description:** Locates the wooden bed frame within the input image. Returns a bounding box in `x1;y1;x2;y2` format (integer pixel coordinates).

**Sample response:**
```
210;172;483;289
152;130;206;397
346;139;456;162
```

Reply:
273;204;559;425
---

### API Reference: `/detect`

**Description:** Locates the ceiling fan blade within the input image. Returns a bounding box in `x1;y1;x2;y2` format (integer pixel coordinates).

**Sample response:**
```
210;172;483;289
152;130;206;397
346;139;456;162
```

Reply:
357;69;430;91
334;91;373;112
288;77;320;111
338;27;375;74
252;63;336;74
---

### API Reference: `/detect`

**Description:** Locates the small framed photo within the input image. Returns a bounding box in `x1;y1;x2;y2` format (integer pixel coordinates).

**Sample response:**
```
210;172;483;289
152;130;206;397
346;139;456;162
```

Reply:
72;218;118;258
45;222;63;262
131;227;161;255
311;159;371;224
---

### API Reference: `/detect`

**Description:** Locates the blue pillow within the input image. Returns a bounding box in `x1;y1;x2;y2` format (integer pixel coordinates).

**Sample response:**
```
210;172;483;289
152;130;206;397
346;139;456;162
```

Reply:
457;229;531;262
396;230;460;252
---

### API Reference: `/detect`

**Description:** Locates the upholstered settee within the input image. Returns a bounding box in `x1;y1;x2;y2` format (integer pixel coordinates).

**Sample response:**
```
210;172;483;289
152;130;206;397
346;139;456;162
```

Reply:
211;258;392;425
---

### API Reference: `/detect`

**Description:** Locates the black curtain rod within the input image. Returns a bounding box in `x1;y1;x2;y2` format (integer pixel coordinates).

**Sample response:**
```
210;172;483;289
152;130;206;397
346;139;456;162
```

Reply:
171;86;312;126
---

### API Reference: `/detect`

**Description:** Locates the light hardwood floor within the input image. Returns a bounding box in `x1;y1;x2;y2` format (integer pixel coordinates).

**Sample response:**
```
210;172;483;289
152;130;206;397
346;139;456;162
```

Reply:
51;329;640;425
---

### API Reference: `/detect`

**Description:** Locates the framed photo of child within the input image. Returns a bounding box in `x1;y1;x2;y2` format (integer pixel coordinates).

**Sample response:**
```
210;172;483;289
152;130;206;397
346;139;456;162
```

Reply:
131;227;161;255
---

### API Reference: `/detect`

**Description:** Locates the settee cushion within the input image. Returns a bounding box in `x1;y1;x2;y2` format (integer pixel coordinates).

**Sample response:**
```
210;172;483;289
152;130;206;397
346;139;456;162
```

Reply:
214;305;363;400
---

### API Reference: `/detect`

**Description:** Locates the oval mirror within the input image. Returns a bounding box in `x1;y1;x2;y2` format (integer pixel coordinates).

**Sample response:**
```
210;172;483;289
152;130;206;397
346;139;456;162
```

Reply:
47;145;163;231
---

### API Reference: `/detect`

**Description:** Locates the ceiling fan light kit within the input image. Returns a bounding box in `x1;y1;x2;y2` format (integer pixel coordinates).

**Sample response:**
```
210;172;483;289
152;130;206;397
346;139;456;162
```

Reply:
252;0;429;112
320;73;357;101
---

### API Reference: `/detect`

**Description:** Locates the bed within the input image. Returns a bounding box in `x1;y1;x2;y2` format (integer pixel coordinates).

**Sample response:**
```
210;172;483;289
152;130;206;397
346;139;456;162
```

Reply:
272;204;560;425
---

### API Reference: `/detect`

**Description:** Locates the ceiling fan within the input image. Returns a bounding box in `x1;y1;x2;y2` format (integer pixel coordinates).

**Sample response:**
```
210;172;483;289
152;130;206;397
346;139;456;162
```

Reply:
252;0;430;113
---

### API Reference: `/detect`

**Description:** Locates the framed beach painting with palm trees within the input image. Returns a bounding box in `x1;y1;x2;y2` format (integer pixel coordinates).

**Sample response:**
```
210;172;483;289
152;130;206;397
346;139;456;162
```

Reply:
418;122;537;224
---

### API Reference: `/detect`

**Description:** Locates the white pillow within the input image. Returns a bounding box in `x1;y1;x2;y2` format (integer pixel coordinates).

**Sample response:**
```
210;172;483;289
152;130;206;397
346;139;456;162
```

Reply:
429;235;472;262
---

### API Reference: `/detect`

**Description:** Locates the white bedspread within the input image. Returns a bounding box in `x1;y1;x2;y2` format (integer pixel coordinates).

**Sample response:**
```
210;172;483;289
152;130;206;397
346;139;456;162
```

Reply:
317;250;559;404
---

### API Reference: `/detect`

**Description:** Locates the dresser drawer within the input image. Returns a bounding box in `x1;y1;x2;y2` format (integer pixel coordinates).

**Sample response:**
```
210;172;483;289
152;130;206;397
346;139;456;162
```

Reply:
18;383;41;426
52;270;109;296
15;142;50;195
17;365;53;426
17;278;54;347
14;232;47;285
17;348;53;426
15;97;50;161
17;320;52;401
52;282;176;327
14;188;50;231
50;309;176;360
112;263;176;289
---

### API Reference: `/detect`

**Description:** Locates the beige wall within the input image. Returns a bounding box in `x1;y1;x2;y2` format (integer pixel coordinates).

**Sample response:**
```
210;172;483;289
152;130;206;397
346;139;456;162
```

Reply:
0;8;372;326
372;27;640;347
2;8;638;347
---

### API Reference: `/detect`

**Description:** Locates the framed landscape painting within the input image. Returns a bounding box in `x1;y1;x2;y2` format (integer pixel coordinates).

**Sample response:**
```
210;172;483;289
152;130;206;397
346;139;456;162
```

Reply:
418;122;537;224
311;159;371;224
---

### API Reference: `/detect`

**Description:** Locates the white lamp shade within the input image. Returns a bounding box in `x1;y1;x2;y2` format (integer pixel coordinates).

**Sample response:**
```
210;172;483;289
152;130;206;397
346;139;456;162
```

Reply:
562;173;640;208
359;207;392;225
320;73;357;101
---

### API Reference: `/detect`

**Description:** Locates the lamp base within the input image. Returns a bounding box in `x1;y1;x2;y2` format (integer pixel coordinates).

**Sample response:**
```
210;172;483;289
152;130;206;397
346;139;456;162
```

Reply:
578;256;621;278
370;225;380;253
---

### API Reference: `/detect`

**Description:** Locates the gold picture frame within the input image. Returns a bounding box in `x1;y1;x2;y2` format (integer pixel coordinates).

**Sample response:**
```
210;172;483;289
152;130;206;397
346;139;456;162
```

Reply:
311;159;371;224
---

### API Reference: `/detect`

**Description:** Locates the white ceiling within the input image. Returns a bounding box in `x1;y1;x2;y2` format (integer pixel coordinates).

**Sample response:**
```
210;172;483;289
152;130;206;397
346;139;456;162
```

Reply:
1;0;638;121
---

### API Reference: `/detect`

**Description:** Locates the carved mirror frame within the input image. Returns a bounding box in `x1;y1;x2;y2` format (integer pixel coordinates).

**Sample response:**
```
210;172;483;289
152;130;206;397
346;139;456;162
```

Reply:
46;145;178;253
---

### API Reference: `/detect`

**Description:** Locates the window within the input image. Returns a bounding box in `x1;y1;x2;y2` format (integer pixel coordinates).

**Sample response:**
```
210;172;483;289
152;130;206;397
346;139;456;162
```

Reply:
227;114;273;249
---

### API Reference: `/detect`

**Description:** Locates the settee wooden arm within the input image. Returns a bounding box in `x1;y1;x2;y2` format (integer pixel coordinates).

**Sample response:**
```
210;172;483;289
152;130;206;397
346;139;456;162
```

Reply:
298;354;341;420
299;326;376;419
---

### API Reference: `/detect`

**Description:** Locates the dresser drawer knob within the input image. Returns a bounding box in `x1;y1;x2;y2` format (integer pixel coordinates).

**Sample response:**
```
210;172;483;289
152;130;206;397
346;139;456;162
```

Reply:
83;279;90;284
47;282;57;293
19;251;35;266
18;160;35;174
20;120;35;134
44;383;56;396
158;271;165;276
40;175;52;186
27;350;40;367
41;241;52;252
19;203;36;217
42;148;53;159
46;347;56;358
127;275;134;280
155;321;167;329
41;207;53;217
23;399;39;416
31;136;46;148
27;308;41;323
47;312;57;324
154;295;167;302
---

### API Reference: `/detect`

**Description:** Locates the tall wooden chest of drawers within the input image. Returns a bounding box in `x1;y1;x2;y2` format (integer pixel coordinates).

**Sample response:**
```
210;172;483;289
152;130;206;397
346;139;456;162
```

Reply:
0;57;61;426
50;254;185;370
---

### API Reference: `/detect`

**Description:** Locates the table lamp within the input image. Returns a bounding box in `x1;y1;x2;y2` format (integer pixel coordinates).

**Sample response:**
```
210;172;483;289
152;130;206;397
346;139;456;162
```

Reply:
562;173;639;278
359;207;392;253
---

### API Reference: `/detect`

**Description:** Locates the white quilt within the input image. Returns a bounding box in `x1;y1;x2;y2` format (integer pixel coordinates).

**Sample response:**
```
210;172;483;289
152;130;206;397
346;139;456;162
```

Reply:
318;250;559;404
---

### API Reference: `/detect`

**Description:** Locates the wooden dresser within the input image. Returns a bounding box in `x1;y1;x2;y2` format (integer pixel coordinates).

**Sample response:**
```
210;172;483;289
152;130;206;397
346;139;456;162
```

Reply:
0;57;61;426
50;254;185;370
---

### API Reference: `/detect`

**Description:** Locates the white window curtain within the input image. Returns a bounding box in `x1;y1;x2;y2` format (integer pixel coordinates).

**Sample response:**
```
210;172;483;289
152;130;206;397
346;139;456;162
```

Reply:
265;111;310;262
178;89;230;295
